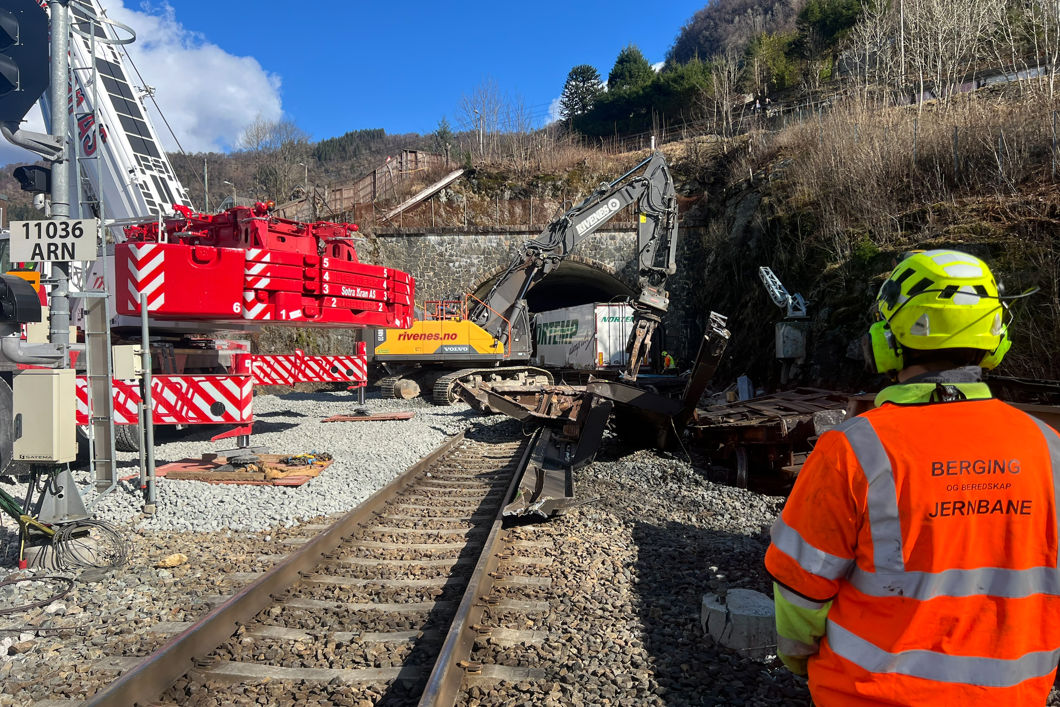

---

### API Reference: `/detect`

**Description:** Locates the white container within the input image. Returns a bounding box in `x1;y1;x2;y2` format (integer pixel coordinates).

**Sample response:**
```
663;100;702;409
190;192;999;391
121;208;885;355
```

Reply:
532;303;634;371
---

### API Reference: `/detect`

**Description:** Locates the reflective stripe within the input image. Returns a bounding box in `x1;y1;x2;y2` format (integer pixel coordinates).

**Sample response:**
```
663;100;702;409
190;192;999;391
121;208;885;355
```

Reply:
776;582;829;610
827;621;1060;687
771;515;853;581
849;564;1060;599
1026;417;1060;566
840;417;904;572
777;635;817;658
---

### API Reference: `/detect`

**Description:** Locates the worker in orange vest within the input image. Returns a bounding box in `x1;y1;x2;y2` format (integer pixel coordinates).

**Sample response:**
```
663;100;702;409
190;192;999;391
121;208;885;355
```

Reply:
662;351;676;370
765;249;1060;705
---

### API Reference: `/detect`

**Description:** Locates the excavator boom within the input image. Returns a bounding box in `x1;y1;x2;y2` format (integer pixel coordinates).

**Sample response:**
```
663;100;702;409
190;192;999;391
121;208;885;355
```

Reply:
471;152;678;378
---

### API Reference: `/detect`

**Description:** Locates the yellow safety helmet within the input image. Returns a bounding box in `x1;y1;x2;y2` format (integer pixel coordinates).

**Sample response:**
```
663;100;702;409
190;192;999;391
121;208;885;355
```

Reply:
865;249;1010;374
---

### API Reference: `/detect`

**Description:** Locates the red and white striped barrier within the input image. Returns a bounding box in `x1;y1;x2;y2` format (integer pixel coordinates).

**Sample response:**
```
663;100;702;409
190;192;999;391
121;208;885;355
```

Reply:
242;348;368;387
76;374;254;426
242;291;274;321
244;354;299;386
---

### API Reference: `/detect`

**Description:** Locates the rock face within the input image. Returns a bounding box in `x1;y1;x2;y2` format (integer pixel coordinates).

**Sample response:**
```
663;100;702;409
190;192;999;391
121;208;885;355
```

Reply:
701;588;777;662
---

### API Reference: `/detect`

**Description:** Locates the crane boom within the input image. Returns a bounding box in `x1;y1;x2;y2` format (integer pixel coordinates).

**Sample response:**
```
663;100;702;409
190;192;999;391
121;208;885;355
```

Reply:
38;0;193;223
471;151;678;378
758;266;807;319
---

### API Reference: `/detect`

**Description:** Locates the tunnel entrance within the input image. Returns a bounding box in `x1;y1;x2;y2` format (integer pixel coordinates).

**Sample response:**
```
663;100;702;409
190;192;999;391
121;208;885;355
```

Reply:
473;260;635;314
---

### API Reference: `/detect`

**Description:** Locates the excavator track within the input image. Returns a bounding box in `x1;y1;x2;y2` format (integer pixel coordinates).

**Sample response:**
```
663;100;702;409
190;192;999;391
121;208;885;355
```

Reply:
433;367;553;406
378;375;401;399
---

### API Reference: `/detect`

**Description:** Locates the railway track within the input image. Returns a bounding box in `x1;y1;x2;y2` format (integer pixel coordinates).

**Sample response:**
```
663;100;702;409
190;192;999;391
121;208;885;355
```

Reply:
84;427;543;706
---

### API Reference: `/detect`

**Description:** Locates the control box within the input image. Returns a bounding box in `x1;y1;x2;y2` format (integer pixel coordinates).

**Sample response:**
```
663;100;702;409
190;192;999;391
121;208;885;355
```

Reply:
111;345;143;379
13;369;76;464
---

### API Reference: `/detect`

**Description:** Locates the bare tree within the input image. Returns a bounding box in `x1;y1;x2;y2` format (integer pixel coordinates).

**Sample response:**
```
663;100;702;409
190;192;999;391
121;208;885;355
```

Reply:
709;52;741;138
459;78;504;161
237;116;311;202
1026;0;1060;98
501;96;536;173
238;116;309;153
986;0;1029;97
904;0;999;109
848;1;898;98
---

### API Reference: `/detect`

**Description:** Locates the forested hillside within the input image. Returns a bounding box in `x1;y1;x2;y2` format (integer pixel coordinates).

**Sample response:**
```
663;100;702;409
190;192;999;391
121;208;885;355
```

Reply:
666;0;806;65
2;0;1057;386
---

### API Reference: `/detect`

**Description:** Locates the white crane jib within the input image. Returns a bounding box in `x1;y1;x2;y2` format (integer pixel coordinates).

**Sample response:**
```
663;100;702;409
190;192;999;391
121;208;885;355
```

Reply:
34;0;193;326
38;0;192;226
758;266;807;319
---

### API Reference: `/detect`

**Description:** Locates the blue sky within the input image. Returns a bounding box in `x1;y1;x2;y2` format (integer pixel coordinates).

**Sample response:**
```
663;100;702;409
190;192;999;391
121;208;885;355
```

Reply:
1;1;705;165
169;0;703;137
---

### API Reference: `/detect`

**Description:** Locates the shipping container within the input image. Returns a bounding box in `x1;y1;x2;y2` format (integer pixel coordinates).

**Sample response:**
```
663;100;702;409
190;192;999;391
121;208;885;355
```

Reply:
532;303;635;371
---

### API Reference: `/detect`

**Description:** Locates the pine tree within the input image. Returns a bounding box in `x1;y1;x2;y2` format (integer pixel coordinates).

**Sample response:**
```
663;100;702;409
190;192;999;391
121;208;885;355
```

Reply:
608;45;656;92
559;65;603;120
433;117;455;159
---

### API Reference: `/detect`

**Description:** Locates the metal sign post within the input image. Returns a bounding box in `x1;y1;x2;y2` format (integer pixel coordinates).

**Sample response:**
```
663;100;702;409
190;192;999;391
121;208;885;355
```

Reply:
139;293;156;510
47;0;72;353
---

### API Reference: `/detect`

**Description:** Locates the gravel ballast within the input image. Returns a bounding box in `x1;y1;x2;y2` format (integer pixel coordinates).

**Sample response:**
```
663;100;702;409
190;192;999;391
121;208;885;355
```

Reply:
9;390;481;538
0;398;1056;706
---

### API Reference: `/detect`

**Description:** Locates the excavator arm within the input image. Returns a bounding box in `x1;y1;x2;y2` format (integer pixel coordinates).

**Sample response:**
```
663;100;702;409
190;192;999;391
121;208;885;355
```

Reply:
470;152;678;377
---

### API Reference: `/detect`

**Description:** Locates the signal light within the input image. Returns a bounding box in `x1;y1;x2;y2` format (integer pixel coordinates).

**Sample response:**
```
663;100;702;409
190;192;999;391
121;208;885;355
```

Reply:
0;0;48;127
13;164;49;193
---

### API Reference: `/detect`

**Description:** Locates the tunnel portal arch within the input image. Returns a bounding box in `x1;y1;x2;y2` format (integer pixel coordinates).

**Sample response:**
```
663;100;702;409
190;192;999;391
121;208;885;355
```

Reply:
471;257;636;315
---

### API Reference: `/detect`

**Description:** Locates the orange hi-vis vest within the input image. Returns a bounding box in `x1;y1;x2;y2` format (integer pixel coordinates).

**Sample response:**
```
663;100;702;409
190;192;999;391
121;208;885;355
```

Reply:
766;398;1060;706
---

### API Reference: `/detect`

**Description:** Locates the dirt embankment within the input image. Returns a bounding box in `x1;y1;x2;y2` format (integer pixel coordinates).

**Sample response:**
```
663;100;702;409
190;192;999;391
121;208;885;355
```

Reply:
673;94;1060;394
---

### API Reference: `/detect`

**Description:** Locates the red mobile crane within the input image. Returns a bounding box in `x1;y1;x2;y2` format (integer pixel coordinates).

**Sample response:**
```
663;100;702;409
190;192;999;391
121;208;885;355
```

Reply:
6;0;414;450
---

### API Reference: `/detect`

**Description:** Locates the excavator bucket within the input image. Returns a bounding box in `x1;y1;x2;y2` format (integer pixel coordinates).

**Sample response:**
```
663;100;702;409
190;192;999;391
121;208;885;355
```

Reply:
460;312;731;520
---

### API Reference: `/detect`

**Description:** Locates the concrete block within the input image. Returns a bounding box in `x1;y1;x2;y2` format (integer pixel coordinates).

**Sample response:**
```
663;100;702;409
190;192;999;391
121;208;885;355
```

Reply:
700;588;776;661
23;535;100;571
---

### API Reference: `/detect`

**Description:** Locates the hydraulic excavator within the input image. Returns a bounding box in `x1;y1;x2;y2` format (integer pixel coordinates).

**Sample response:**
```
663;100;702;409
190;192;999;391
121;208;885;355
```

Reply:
371;151;679;403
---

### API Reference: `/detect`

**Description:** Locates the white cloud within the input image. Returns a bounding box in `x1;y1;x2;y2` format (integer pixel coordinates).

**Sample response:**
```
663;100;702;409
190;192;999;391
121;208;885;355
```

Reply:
548;96;563;124
652;61;664;72
105;1;282;153
0;1;282;168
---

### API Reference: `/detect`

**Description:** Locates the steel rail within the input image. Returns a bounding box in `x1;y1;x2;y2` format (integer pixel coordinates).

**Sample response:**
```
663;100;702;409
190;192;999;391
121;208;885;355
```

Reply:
85;431;469;707
418;427;540;706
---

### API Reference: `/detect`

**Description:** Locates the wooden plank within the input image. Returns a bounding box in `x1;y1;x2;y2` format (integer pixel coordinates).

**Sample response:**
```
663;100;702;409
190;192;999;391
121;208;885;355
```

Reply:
383;169;465;221
322;412;415;423
164;470;265;483
464;664;550;685
153;453;332;486
284;597;456;612
305;575;447;588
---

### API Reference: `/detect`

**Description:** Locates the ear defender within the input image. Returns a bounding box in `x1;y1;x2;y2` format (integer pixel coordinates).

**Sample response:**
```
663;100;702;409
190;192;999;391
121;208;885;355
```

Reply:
979;327;1011;370
879;279;902;309
864;320;904;375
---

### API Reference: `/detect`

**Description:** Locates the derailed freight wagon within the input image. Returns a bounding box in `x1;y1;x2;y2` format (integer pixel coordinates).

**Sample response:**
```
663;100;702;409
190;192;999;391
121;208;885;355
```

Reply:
532;303;636;374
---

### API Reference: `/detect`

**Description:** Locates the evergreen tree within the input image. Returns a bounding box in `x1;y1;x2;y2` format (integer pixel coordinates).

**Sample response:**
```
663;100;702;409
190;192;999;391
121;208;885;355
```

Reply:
608;45;656;92
433;117;455;159
559;65;603;120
